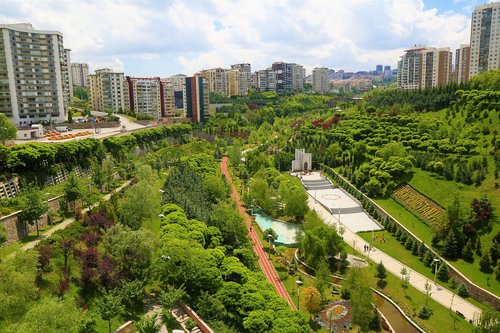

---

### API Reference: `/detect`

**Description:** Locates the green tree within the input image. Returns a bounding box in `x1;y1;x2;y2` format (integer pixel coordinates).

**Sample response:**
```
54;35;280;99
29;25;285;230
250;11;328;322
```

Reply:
250;177;275;213
301;287;321;319
400;267;410;295
346;267;374;331
0;252;38;321
479;252;493;273
19;185;49;236
474;308;500;333
0;113;17;143
90;157;106;192
6;297;80;333
119;180;159;230
0;223;7;246
96;291;124;333
375;261;387;280
64;172;83;212
315;259;331;298
437;263;449;282
136;314;160;333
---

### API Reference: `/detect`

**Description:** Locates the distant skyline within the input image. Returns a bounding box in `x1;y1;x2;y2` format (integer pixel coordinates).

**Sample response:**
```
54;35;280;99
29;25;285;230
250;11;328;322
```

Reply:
0;0;491;76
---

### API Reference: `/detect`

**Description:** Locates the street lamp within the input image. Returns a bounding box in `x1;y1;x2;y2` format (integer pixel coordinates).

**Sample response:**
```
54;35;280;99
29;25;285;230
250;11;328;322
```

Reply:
296;279;303;310
159;189;165;203
433;258;440;285
267;234;274;259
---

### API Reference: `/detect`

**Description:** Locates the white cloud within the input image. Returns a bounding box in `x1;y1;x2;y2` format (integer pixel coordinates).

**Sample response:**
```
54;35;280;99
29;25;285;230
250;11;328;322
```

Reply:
0;0;472;75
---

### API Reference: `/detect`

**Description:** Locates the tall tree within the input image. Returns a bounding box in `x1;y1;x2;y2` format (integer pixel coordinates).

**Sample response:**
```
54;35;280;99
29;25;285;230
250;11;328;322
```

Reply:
300;287;321;319
119;180;159;230
96;291;124;333
64;172;83;212
0;113;16;143
346;267;374;331
19;185;49;236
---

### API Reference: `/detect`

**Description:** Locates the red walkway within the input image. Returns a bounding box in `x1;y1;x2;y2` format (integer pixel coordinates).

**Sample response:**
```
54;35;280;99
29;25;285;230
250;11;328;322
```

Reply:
221;156;297;310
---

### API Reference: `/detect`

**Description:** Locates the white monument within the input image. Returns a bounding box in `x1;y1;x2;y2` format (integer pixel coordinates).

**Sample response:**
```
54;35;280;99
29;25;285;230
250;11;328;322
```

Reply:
291;149;312;171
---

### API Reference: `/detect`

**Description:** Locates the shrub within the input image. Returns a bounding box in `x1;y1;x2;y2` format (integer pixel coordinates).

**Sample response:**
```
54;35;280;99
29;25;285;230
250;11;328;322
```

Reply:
457;283;468;297
418;305;431;319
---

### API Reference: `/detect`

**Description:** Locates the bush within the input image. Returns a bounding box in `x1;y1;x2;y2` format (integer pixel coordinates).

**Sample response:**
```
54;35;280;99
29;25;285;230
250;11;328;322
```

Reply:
418;305;431;319
457;283;468;297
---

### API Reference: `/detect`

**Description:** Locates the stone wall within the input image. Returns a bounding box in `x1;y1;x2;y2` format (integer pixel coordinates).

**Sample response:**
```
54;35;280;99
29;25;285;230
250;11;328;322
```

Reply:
179;301;214;333
113;321;133;333
0;196;61;244
63;121;121;129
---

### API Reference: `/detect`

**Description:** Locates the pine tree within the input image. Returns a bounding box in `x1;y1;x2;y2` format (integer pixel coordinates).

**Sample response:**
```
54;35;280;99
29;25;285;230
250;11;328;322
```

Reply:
418;241;427;259
405;237;413;250
479;252;493;273
461;240;474;262
424;251;434;267
395;228;402;240
437;264;449;282
400;232;408;244
375;262;387;280
442;231;459;259
411;239;419;255
457;283;468;297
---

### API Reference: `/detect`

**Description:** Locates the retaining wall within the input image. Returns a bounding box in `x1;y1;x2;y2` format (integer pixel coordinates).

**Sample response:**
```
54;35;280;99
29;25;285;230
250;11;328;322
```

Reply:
178;301;214;333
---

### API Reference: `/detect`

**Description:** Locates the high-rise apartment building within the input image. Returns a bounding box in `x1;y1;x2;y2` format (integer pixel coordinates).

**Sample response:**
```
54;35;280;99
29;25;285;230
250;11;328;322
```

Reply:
231;63;251;96
397;46;452;90
376;64;383;73
469;2;500;77
123;77;162;118
0;23;72;126
195;67;241;97
256;68;276;92
185;76;209;123
71;63;89;88
161;74;186;117
455;44;471;83
88;68;125;112
312;67;329;93
272;62;304;93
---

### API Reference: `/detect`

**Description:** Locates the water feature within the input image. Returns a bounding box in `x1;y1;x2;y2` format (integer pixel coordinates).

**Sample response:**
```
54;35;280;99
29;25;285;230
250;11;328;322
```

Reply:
253;213;302;245
374;293;421;333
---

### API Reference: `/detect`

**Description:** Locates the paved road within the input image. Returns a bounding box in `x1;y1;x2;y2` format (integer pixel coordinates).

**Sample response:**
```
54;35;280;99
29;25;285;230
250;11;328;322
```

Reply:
306;194;482;323
221;156;297;310
7;180;132;258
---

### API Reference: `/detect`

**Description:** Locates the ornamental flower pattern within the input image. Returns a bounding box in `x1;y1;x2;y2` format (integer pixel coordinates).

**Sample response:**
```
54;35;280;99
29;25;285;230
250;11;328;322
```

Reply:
317;300;352;332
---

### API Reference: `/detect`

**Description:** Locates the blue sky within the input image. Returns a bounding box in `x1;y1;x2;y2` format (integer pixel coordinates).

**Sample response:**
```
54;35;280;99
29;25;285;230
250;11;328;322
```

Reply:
0;0;490;76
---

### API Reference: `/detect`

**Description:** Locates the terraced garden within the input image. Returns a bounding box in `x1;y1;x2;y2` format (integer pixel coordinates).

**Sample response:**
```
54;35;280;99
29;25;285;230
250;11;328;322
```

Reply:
392;185;445;230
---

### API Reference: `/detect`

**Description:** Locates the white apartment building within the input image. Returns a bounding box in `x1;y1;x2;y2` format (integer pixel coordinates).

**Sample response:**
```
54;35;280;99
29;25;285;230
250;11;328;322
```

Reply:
455;44;471;83
469;2;500;77
312;67;330;93
88;68;124;112
291;63;305;91
231;63;251;96
0;23;72;126
256;68;276;92
71;62;89;87
397;46;452;89
123;77;162;118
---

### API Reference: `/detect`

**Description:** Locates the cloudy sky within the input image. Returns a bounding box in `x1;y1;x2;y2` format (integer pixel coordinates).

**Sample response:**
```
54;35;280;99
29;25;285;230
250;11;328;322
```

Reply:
0;0;488;76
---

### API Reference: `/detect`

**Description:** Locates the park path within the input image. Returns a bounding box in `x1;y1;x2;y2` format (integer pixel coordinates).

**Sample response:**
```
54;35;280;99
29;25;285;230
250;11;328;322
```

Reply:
306;194;482;323
221;156;297;310
7;180;132;258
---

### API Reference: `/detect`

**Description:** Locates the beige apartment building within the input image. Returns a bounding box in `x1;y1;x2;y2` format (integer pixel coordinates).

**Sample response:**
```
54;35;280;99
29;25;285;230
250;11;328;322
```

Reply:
455;44;471;83
71;63;89;88
397;46;452;90
195;67;241;97
123;77;162;118
161;74;187;117
469;2;500;77
256;68;276;92
231;63;251;96
312;67;330;93
0;23;72;126
88;68;125;112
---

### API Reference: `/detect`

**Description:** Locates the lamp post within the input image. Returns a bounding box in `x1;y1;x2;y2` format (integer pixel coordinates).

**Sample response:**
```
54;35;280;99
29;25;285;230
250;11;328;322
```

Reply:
159;189;165;203
433;258;440;285
296;279;303;310
267;234;274;259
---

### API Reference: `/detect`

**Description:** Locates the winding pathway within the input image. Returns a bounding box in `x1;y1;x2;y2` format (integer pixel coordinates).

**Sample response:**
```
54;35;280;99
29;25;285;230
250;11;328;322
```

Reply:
221;156;297;310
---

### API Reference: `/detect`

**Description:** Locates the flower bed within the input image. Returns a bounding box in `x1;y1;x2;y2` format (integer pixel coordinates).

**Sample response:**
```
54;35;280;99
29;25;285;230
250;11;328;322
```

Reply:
317;300;352;332
392;185;445;230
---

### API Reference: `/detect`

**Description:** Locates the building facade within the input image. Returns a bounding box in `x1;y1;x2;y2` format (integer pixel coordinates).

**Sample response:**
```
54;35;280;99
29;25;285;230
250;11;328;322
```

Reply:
455;44;471;83
88;68;125;112
161;74;186;117
397;46;452;90
195;67;241;97
231;63;251;96
256;68;276;92
312;67;329;93
469;2;500;77
123;77;162;118
272;62;304;93
185;76;209;123
0;23;72;126
71;62;89;87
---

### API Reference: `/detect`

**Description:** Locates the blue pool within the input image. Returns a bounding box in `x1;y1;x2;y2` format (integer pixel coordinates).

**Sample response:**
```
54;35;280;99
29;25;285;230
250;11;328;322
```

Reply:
253;213;302;245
